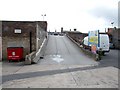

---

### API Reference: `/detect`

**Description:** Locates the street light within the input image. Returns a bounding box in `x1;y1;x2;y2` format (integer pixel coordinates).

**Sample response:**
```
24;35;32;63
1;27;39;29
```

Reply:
111;22;114;27
41;14;46;21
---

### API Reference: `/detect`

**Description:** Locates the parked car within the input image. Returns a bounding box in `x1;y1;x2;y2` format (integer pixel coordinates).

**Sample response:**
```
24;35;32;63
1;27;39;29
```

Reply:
59;33;64;36
109;43;115;49
54;32;58;35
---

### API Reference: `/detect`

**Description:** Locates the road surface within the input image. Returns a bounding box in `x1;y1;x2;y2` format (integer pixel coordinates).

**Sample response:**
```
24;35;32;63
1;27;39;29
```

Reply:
99;49;119;68
38;35;98;65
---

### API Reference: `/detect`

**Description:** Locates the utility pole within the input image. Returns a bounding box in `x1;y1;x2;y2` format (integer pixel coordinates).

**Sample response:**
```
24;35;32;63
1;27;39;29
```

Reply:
41;14;46;21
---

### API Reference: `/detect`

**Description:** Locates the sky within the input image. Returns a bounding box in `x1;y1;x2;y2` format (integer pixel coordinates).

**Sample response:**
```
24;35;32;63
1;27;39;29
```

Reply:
0;0;119;33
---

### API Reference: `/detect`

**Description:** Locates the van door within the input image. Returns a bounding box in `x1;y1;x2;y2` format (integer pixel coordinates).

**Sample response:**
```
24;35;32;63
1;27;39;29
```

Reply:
100;34;109;52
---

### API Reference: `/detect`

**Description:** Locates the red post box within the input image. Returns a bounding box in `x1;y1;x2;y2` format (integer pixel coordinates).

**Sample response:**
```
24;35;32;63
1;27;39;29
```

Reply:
7;47;23;61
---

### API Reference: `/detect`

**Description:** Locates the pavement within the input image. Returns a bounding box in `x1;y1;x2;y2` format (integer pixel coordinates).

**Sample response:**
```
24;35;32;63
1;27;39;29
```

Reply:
2;35;119;88
2;64;118;88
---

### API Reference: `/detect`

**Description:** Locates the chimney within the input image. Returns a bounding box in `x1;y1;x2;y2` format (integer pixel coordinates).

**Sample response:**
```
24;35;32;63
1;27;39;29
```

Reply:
74;28;76;31
61;27;63;33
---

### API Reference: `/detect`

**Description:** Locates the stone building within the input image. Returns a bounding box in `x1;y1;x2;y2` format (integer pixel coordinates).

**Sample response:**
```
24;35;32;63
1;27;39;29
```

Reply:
2;21;47;60
107;28;120;49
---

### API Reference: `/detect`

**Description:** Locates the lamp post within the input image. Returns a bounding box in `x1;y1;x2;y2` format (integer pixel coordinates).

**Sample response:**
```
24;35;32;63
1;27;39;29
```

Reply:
41;14;46;21
111;22;114;27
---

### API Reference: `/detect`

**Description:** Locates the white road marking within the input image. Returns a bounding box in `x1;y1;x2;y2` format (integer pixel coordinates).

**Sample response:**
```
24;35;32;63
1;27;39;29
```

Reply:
52;55;64;63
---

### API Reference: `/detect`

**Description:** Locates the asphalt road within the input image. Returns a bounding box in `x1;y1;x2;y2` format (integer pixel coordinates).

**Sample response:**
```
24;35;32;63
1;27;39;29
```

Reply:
99;49;119;68
38;35;98;65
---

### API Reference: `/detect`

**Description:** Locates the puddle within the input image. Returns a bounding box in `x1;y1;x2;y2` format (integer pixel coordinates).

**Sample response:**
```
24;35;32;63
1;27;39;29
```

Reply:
52;55;64;63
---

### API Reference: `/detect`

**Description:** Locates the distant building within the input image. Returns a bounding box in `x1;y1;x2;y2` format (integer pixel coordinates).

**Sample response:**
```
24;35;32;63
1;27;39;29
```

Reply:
2;21;47;60
107;28;120;49
74;28;77;31
61;27;63;33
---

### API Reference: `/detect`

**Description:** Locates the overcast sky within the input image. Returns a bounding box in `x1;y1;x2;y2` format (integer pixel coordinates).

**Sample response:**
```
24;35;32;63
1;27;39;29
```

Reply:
0;0;119;33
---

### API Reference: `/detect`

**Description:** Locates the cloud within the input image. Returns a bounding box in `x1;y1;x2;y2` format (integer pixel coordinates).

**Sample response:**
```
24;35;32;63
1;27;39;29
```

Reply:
89;5;118;27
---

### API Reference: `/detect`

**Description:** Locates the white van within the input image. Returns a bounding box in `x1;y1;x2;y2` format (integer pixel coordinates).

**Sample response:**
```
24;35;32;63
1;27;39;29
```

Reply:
99;34;110;53
83;34;110;54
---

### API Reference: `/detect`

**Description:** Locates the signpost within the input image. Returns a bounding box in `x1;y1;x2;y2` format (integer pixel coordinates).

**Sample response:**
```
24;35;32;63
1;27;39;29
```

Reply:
88;30;99;53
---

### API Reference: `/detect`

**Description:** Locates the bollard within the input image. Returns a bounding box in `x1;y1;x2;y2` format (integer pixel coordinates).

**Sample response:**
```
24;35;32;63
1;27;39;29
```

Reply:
25;55;31;65
97;48;103;60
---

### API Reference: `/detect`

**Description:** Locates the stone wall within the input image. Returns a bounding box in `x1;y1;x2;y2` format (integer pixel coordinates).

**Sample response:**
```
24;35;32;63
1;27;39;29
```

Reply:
2;21;47;60
2;21;36;60
2;36;36;60
66;31;88;44
36;21;47;52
